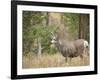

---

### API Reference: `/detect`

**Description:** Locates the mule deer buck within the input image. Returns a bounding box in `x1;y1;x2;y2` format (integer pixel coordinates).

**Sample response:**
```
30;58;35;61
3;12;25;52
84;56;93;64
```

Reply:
51;31;89;63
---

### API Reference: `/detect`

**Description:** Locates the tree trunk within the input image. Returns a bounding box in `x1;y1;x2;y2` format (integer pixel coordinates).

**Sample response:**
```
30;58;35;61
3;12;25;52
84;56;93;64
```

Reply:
37;38;42;57
42;12;48;26
48;12;62;26
79;14;89;42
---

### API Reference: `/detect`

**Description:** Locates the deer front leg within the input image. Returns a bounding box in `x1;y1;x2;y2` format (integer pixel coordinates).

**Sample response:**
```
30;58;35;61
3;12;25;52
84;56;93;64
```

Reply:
65;57;68;62
65;57;72;65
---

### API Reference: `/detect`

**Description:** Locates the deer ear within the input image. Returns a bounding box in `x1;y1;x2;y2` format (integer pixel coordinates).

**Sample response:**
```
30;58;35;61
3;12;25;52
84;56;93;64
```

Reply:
51;32;53;35
50;31;58;40
50;32;54;38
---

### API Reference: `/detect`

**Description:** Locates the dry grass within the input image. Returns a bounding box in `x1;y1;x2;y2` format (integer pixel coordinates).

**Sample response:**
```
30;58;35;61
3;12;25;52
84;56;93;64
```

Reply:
22;53;90;69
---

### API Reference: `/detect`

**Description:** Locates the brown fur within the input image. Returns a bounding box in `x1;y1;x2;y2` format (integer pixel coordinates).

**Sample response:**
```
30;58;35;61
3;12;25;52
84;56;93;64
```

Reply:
51;31;86;62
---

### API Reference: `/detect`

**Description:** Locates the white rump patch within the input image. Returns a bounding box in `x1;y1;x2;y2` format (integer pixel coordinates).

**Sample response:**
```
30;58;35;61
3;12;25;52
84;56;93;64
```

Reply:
84;40;89;48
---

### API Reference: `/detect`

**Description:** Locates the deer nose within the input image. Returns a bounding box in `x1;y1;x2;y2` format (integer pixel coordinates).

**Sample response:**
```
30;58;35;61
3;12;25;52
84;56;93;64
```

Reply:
51;40;56;44
51;40;55;43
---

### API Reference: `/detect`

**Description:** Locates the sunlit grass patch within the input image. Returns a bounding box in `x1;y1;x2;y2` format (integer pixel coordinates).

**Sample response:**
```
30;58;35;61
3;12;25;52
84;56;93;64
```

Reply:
22;53;89;69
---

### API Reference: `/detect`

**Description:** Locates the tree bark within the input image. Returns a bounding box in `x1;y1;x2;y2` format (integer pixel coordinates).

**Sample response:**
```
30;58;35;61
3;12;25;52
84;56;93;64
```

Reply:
79;14;89;42
37;38;42;57
48;12;62;26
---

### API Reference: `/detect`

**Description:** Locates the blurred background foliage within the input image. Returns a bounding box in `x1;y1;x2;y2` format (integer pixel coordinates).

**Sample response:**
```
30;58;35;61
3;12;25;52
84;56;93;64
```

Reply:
23;11;89;56
63;13;79;39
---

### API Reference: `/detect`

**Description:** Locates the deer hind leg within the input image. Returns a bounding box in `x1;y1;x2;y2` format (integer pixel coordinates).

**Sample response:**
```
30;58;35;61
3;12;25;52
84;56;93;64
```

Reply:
84;48;89;56
80;54;83;59
80;54;85;65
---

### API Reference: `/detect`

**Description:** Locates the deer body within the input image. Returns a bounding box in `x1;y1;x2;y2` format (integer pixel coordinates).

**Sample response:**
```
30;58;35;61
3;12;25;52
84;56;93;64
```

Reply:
51;33;89;62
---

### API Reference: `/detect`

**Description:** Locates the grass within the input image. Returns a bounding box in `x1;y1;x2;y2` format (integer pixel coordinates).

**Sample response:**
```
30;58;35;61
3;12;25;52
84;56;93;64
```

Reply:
22;53;89;69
